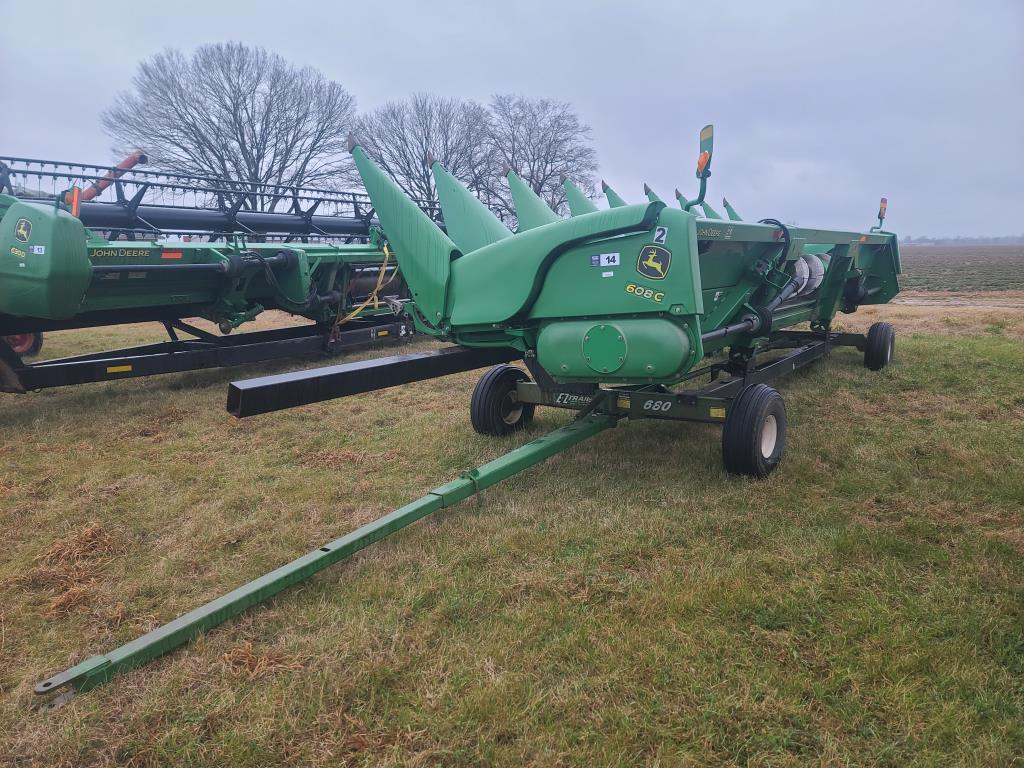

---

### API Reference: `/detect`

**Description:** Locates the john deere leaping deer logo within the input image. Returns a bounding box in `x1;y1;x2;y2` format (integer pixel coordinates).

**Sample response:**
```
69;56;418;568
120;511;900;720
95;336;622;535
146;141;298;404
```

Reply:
636;245;671;280
14;218;32;243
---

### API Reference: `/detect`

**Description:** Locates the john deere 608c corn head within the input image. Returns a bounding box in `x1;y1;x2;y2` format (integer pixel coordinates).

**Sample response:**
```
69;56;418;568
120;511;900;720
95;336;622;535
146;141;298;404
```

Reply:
36;125;901;698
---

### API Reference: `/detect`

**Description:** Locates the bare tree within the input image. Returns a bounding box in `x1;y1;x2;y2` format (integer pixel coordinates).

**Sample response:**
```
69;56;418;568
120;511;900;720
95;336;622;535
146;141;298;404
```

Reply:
354;93;598;223
483;94;599;218
353;93;493;206
102;43;356;209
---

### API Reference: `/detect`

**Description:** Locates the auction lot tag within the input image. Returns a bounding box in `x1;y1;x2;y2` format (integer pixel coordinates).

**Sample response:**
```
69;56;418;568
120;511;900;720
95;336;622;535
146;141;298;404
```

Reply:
590;253;620;267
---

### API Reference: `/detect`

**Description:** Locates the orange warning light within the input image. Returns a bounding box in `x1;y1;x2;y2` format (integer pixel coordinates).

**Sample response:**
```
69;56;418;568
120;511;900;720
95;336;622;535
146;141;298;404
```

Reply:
696;150;710;177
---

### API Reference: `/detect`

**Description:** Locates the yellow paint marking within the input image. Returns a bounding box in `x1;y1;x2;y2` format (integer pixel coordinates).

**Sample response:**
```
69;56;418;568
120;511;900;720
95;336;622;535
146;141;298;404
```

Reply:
106;365;133;374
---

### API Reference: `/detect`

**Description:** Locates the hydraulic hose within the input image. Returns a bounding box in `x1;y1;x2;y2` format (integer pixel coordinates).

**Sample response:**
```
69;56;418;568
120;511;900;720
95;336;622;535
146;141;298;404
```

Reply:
700;316;759;343
700;218;798;343
762;277;801;314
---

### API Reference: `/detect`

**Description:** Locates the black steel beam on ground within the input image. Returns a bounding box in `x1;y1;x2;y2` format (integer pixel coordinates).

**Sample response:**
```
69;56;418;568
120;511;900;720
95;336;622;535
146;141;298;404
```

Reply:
227;345;523;418
9;318;409;392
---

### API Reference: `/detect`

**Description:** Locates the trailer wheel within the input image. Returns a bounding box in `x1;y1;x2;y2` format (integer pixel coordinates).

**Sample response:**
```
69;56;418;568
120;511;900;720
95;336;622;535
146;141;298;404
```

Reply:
722;384;787;478
471;365;535;436
864;322;895;371
3;332;43;357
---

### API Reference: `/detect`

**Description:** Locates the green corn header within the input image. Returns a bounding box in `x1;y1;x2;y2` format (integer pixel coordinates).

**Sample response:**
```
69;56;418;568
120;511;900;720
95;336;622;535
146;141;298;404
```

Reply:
350;125;899;383
34;124;903;701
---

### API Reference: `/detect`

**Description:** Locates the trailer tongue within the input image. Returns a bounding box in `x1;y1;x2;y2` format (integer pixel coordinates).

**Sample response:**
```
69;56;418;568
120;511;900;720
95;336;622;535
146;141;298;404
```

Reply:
36;125;901;699
37;404;612;696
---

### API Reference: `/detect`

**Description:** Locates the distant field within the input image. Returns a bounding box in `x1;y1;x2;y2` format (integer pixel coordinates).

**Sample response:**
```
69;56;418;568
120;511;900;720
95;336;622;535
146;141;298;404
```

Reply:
899;245;1024;292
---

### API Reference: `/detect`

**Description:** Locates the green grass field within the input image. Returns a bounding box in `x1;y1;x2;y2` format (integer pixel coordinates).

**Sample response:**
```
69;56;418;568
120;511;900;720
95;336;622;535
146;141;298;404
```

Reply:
2;304;1023;766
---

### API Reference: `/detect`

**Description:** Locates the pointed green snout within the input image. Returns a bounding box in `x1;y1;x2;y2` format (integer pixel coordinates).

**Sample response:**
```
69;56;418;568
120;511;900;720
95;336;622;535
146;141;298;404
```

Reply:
505;168;560;232
700;201;723;219
562;176;598;216
601;180;627;208
350;141;458;327
722;197;743;221
432;162;511;254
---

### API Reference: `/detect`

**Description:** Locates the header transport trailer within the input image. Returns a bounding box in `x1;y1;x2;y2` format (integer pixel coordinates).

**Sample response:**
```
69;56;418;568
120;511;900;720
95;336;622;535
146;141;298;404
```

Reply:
35;125;902;699
0;155;427;393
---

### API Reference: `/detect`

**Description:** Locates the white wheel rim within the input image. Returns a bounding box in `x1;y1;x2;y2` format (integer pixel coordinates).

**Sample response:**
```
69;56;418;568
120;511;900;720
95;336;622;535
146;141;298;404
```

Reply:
500;391;523;425
760;414;778;459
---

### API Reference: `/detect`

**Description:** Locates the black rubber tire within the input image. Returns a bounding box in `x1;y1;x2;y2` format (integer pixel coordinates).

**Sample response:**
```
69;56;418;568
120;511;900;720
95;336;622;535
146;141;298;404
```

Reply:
3;332;43;357
470;365;535;436
721;384;787;478
864;322;895;371
25;332;43;357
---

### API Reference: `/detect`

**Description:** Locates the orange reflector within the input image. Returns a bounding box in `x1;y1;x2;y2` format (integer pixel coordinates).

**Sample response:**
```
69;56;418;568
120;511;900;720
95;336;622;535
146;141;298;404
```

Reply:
859;235;868;242
69;187;81;218
161;250;183;260
696;150;710;176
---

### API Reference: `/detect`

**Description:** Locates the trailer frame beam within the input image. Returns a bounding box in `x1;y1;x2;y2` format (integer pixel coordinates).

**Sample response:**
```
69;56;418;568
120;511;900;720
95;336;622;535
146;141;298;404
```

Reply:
4;317;410;392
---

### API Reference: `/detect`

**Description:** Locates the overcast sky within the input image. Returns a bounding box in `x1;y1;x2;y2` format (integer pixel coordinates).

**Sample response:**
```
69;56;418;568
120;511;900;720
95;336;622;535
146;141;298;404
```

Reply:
1;0;1020;237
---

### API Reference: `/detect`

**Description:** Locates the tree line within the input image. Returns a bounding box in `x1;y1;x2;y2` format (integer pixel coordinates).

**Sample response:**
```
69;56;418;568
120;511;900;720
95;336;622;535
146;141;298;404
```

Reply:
103;42;598;219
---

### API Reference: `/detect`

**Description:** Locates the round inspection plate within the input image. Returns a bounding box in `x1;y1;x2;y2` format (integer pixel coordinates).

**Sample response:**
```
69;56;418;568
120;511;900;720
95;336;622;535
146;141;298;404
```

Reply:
582;323;627;374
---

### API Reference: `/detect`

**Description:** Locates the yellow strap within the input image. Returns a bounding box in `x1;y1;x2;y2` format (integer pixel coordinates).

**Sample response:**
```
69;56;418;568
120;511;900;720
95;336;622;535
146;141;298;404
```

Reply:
334;244;398;328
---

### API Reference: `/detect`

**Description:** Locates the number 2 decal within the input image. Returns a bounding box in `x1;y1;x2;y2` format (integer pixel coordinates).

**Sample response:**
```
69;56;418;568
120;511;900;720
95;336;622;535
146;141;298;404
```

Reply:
653;226;668;244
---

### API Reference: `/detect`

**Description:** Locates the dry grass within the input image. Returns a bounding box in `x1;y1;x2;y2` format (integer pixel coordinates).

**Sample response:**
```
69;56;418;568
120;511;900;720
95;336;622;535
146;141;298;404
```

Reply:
221;642;306;680
1;297;1022;766
37;522;116;564
300;448;401;469
17;523;120;619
